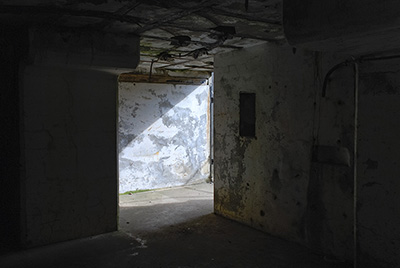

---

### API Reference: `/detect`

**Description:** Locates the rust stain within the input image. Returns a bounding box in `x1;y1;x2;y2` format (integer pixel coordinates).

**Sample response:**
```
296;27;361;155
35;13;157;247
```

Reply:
132;151;159;157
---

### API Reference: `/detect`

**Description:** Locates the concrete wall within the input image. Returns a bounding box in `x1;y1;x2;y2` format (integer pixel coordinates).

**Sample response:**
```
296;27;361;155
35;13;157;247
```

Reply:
214;42;400;266
8;26;140;248
118;82;210;192
312;55;400;267
357;60;400;267
284;0;400;54
213;43;355;261
21;65;118;247
214;43;317;242
282;2;400;265
308;53;355;261
0;27;27;250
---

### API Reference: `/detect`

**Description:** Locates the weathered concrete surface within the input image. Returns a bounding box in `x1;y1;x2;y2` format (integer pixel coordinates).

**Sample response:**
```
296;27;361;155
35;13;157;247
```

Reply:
21;65;118;247
0;22;140;249
29;28;140;72
357;60;400;267
214;43;355;261
0;181;350;268
307;53;355;261
284;0;400;54
0;213;350;268
119;182;213;235
0;26;27;251
118;82;210;192
308;56;400;267
214;43;316;242
213;41;400;266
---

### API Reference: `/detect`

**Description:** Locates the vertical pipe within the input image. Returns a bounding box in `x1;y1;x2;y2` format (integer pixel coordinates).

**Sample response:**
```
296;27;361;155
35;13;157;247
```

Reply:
149;60;155;82
322;55;400;266
209;73;214;182
353;62;359;268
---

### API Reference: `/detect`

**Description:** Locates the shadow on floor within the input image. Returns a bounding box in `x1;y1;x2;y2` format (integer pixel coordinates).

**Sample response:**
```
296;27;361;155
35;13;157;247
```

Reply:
1;182;352;268
0;213;352;268
120;199;213;235
129;213;353;268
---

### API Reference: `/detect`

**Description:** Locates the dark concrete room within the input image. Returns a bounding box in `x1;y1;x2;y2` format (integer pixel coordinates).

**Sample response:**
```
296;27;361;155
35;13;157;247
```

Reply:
1;1;399;267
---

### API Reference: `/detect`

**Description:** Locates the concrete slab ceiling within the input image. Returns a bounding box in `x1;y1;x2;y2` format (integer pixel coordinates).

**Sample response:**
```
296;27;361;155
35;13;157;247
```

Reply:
0;0;283;76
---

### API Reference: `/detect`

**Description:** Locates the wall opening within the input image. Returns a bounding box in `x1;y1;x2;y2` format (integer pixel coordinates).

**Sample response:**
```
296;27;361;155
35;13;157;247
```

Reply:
117;74;214;235
239;92;256;138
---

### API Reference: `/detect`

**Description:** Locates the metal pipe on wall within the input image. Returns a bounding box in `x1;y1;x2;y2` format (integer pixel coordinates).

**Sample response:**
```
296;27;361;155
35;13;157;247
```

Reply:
353;62;359;268
321;53;400;268
321;59;359;267
209;73;214;183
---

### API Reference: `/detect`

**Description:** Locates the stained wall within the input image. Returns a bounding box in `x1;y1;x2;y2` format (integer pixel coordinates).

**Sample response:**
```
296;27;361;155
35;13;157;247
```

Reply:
357;59;400;267
118;82;211;192
11;26;140;248
0;27;27;250
213;43;355;261
282;1;400;265
21;65;118;247
214;43;317;241
214;41;400;267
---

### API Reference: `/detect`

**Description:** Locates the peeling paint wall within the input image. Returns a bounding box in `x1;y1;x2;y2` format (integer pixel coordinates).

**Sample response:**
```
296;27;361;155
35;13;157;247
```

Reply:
214;41;400;266
118;82;210;193
214;43;317;242
213;43;355;261
21;65;118;248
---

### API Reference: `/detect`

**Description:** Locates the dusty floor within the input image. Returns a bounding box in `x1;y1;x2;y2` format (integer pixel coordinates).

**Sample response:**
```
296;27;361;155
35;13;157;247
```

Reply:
119;183;214;235
0;183;352;268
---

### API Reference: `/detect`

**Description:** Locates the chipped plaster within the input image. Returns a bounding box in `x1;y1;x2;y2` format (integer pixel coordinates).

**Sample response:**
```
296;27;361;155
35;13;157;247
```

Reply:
118;81;210;192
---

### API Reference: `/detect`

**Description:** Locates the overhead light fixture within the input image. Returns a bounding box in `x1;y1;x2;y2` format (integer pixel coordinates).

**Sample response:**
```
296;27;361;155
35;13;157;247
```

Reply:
209;26;236;41
170;35;191;47
192;48;208;59
158;51;174;62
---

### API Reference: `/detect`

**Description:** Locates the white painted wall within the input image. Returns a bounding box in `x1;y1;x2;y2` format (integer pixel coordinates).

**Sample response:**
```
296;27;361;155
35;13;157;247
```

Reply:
118;82;210;193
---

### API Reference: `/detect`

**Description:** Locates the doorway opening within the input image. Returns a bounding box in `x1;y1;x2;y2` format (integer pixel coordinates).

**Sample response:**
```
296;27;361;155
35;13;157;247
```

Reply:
117;74;214;235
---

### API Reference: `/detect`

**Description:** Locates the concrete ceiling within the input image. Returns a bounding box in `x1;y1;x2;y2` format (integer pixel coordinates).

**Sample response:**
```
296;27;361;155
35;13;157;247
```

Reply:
0;0;283;75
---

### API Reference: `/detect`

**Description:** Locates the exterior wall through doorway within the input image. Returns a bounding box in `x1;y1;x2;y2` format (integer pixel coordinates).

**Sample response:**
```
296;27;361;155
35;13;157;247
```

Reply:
118;82;211;193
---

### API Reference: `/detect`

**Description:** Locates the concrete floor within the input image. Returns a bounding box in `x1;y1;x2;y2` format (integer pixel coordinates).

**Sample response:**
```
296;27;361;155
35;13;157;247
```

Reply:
119;183;214;235
0;182;352;268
